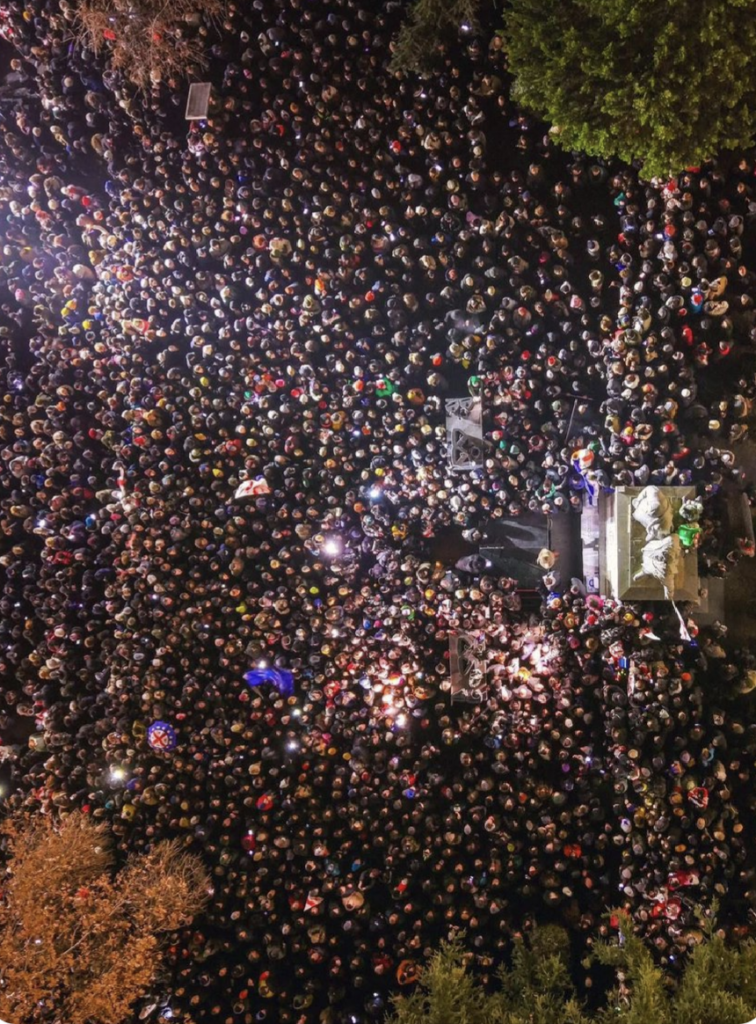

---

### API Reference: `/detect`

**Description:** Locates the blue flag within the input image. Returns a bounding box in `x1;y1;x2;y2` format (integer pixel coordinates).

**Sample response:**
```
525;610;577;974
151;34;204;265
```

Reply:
244;667;295;697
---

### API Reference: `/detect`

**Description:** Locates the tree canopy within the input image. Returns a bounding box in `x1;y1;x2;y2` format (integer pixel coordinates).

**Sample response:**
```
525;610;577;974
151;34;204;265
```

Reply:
390;0;482;74
503;0;756;178
0;813;209;1024
386;914;756;1024
69;0;225;90
392;0;756;176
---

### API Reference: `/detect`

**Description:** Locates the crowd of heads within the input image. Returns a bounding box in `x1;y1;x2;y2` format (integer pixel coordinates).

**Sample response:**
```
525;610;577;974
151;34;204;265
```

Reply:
1;0;756;1022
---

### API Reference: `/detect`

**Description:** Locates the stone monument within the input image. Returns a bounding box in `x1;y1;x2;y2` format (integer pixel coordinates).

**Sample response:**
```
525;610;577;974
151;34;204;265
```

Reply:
599;485;700;602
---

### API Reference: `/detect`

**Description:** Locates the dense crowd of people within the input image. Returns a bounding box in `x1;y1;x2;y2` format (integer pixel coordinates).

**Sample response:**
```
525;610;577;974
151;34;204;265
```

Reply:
1;0;756;1022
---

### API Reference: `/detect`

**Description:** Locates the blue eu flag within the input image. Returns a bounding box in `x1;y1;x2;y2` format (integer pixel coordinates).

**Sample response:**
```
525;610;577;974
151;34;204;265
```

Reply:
244;668;295;697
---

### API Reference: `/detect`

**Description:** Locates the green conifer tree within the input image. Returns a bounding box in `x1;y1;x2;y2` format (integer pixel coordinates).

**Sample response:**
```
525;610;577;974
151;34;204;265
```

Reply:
389;0;482;74
589;913;671;1024
386;914;756;1024
493;924;590;1024
392;0;756;175
590;910;756;1024
504;0;756;177
385;935;490;1024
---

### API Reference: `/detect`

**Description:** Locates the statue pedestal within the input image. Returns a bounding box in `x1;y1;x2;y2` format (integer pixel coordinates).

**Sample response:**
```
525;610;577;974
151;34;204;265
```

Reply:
599;486;700;602
693;576;725;625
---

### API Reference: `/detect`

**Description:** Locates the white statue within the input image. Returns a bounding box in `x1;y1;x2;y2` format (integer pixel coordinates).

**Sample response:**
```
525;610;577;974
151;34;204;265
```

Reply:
633;534;682;594
630;485;673;538
631;486;681;596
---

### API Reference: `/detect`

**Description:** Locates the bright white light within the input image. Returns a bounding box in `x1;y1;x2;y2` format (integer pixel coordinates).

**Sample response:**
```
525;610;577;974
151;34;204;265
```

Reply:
287;741;299;751
257;660;268;669
110;766;126;783
323;537;341;556
292;708;302;717
395;714;408;727
369;487;381;499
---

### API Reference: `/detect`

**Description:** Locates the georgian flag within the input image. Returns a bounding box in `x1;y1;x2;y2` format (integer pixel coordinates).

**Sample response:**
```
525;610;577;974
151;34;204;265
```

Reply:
234;477;270;499
304;890;322;913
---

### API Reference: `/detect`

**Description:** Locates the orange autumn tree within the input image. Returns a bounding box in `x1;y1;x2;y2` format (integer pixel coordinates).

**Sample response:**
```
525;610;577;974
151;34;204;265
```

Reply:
69;0;226;91
0;812;209;1024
